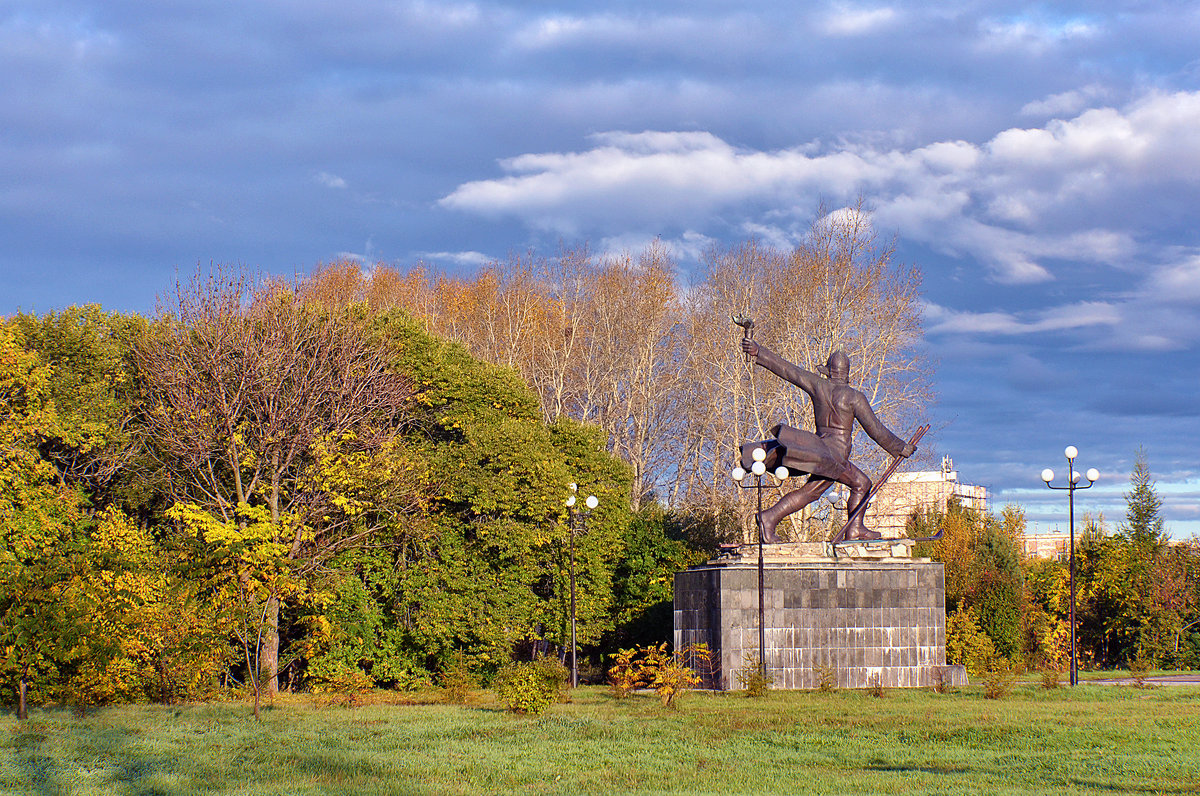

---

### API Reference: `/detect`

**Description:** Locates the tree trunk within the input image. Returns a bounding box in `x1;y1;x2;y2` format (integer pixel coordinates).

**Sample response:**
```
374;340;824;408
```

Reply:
18;663;28;720
264;596;280;696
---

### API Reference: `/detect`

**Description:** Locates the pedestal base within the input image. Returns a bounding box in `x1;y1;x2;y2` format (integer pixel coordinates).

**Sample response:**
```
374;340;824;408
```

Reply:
674;558;967;690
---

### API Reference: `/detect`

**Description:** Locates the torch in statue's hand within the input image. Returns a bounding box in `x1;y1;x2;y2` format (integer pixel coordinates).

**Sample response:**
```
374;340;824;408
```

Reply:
731;315;757;362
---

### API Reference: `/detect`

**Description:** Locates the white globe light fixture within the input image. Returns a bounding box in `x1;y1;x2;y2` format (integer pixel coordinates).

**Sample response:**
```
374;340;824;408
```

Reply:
731;466;747;482
774;466;789;480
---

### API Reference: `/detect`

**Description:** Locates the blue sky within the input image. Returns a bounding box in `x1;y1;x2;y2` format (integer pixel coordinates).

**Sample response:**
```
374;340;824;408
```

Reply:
3;1;1200;535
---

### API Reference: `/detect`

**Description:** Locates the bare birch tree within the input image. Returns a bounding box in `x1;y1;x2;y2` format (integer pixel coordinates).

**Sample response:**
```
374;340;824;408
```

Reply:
296;205;928;527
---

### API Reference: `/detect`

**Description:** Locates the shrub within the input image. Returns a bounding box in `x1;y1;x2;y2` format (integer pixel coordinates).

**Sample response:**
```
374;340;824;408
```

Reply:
736;652;773;697
533;656;571;703
931;668;951;694
322;668;375;708
645;648;702;708
607;647;643;698
605;644;708;707
982;657;1016;699
493;657;566;715
867;673;886;698
439;651;478;704
1129;649;1153;689
815;665;838;692
947;605;996;677
1040;667;1062;690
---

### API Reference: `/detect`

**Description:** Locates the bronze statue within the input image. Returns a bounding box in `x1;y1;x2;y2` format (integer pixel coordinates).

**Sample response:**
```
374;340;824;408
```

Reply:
739;338;915;543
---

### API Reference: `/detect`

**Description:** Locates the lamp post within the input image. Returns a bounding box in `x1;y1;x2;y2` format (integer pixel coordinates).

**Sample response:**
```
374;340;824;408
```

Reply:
1040;446;1099;687
732;447;790;682
565;483;598;689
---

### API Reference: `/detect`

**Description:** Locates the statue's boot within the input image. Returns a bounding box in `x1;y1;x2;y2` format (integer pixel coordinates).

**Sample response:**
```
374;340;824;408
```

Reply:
756;482;826;544
842;489;882;541
755;513;783;544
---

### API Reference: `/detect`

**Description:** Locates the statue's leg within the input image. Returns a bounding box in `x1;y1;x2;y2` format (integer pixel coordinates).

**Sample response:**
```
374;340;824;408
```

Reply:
758;476;833;543
840;464;879;540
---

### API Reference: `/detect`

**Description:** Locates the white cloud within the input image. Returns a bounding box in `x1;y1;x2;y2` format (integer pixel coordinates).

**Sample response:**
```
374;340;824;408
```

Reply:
514;14;612;48
511;11;720;51
819;4;898;36
924;300;1121;336
1146;256;1200;303
316;171;347;189
440;90;1200;286
1020;85;1111;118
977;16;1101;53
0;13;120;64
420;250;492;267
402;0;481;30
333;251;368;264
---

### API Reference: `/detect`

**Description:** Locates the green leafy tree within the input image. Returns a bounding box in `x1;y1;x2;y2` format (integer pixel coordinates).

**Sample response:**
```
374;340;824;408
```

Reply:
604;505;710;648
333;312;633;677
5;306;151;511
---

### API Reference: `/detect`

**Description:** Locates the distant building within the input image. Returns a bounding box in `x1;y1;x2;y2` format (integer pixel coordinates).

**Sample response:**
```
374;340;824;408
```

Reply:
866;456;988;538
1021;532;1070;559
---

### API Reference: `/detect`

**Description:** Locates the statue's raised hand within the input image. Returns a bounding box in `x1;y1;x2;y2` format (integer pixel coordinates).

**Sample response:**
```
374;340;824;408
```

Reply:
741;338;759;357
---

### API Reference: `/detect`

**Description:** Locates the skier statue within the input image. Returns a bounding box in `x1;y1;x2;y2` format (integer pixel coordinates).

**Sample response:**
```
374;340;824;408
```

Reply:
739;338;916;543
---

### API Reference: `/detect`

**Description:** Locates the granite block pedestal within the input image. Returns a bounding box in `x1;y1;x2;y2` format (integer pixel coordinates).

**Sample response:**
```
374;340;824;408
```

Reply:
673;544;967;690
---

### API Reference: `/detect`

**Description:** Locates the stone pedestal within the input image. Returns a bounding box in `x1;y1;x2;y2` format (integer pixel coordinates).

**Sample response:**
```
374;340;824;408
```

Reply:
673;547;967;690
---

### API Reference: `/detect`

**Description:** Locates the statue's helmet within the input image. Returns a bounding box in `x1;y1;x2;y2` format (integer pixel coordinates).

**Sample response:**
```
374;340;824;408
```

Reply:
818;349;849;381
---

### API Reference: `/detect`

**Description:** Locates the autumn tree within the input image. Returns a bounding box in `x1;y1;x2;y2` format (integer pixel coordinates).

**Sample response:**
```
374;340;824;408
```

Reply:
136;268;424;695
913;500;1025;660
0;326;93;719
1080;451;1173;665
65;507;232;706
300;202;927;536
5;307;148;506
1152;539;1200;665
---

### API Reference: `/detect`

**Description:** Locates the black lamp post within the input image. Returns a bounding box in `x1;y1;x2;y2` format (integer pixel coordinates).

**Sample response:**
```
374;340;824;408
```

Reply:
1040;446;1099;687
565;483;597;689
732;448;790;683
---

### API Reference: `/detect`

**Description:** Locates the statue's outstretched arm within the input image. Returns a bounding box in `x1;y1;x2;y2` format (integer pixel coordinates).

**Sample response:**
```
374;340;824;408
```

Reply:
852;393;915;458
747;343;819;395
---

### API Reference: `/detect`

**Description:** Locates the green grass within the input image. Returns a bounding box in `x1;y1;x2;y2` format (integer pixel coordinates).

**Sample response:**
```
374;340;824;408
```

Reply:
4;684;1200;795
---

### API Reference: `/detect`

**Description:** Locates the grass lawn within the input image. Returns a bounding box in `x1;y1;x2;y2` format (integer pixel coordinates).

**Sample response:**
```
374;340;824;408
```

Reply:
4;682;1200;795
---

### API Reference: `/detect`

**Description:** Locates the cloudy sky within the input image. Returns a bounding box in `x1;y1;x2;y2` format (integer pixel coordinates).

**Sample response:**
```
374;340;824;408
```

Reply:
4;0;1200;535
